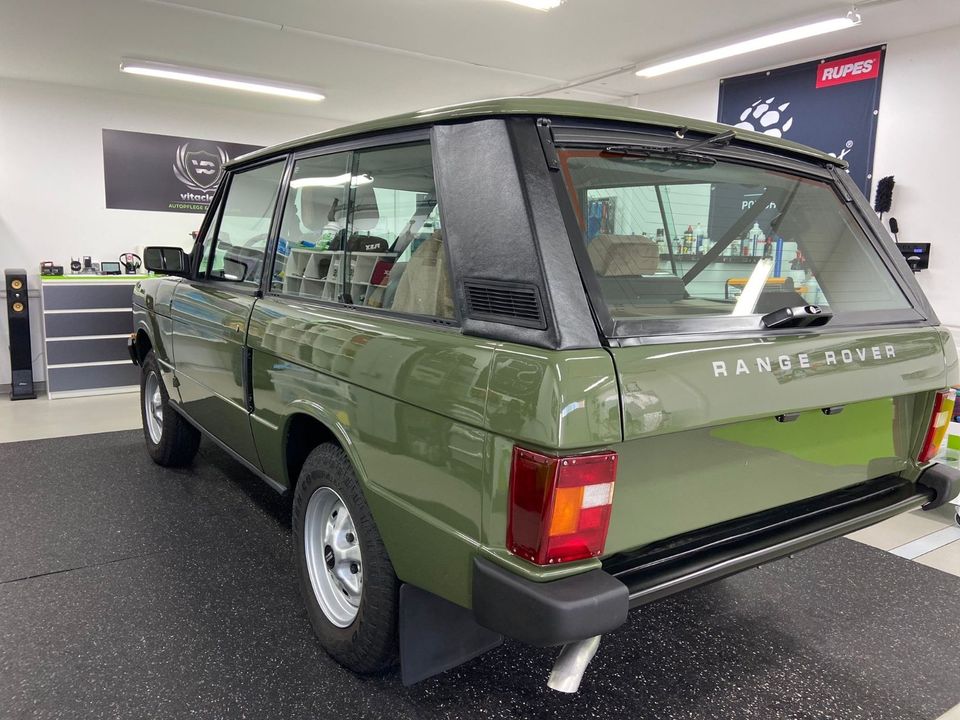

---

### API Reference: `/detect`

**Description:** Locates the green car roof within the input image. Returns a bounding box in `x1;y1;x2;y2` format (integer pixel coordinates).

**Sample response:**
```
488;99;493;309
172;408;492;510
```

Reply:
230;97;845;168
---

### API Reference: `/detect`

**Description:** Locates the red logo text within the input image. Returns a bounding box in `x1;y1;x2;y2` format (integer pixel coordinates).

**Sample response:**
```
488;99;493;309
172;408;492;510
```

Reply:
816;50;882;88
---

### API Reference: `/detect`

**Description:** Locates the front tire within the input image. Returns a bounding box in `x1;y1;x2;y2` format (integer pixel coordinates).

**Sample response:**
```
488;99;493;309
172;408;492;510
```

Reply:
140;350;200;467
293;443;399;673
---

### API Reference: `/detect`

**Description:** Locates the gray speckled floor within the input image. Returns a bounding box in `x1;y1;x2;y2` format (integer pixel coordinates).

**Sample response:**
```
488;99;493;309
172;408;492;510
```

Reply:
2;430;959;720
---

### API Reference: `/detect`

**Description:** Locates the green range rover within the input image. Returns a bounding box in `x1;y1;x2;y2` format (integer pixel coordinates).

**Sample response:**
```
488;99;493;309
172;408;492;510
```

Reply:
130;98;959;692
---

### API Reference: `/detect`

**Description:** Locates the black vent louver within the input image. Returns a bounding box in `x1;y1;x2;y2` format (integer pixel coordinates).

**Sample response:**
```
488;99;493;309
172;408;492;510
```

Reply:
463;279;546;330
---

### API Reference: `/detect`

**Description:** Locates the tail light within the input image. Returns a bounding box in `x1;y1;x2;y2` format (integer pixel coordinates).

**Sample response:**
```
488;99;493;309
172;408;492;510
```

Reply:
507;446;618;565
918;389;956;463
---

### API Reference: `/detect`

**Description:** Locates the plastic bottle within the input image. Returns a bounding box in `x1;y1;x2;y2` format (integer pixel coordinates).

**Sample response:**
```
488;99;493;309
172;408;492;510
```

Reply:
730;236;743;258
683;225;694;255
694;223;704;255
319;221;340;251
747;222;764;257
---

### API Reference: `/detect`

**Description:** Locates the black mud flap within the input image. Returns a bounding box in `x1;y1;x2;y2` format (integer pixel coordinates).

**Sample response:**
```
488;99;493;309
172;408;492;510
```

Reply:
399;584;502;686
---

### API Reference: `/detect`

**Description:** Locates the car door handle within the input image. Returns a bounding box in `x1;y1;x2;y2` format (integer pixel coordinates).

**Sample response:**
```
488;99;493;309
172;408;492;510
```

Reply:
227;321;244;334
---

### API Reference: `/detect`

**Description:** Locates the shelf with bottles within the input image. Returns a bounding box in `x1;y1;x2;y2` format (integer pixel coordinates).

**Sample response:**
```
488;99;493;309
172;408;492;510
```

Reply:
661;253;774;263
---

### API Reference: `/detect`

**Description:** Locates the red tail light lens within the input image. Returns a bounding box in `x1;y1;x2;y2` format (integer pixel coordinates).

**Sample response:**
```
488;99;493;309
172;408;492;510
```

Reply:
918;389;956;463
507;446;618;565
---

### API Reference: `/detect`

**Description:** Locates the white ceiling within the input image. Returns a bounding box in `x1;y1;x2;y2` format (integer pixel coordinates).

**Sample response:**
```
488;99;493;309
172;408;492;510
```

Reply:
2;0;959;124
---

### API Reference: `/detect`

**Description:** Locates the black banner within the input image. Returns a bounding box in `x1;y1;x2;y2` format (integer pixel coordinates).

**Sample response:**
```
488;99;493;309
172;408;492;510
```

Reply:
102;129;262;213
718;46;884;196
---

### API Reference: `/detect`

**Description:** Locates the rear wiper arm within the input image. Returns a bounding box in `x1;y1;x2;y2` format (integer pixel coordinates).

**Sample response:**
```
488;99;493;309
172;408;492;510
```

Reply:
603;129;736;166
761;304;833;329
677;129;735;153
603;145;716;166
603;129;735;161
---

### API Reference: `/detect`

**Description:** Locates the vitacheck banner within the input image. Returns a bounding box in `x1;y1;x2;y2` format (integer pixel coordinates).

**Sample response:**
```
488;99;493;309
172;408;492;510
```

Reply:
102;129;262;213
718;45;885;195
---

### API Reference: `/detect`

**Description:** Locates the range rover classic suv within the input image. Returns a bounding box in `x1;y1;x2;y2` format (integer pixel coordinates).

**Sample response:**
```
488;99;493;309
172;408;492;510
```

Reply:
130;99;959;692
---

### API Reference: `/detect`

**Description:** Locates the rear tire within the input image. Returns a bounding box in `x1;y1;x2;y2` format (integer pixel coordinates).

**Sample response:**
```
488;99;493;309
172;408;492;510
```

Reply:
293;443;399;673
140;350;200;467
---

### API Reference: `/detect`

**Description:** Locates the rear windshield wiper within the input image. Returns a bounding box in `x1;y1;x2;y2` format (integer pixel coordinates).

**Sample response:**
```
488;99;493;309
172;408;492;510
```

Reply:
603;129;735;164
761;304;833;329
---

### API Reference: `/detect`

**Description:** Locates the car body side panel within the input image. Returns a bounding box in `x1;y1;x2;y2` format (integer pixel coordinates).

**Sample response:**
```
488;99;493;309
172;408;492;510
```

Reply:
245;298;625;604
133;277;180;391
247;298;495;607
170;282;261;468
938;327;959;386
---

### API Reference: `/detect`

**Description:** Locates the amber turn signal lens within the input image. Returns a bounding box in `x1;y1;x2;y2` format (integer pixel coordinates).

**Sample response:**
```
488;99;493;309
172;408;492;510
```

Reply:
918;389;956;464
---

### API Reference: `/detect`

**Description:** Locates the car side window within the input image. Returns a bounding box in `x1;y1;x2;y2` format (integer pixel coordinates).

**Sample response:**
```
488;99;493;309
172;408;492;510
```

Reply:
346;143;454;320
272;151;352;301
194;195;224;278
207;160;285;286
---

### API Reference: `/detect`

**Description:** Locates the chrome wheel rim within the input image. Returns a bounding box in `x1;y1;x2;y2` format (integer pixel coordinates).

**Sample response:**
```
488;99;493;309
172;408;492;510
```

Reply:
144;371;163;444
304;487;362;627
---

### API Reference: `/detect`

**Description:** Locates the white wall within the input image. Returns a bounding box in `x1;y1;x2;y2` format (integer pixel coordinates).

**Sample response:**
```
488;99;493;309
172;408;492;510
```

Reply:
871;24;960;339
631;79;719;122
632;24;960;347
0;78;335;386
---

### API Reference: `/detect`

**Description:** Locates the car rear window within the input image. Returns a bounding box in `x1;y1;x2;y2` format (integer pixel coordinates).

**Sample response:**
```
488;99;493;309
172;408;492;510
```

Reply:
559;149;911;326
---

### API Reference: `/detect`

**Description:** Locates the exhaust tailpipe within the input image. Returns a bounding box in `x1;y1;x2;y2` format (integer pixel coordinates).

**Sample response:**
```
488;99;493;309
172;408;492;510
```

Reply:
547;635;601;693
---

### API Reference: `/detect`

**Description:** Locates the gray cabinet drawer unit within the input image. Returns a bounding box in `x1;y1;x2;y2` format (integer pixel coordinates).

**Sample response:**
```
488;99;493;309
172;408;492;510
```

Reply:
41;278;144;399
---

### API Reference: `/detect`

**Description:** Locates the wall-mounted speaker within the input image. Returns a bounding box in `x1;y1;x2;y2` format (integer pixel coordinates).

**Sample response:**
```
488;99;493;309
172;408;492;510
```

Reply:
4;269;36;400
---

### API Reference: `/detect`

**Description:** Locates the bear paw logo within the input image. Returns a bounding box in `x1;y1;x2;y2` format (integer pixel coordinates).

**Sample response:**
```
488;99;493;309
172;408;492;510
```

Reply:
735;97;794;138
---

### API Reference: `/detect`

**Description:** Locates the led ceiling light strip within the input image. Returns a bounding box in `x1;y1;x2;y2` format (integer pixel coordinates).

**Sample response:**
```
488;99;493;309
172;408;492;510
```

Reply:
290;174;374;189
501;0;564;11
636;12;862;78
120;59;325;101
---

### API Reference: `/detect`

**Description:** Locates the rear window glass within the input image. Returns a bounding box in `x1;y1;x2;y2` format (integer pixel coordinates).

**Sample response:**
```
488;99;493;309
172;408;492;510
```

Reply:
559;150;911;322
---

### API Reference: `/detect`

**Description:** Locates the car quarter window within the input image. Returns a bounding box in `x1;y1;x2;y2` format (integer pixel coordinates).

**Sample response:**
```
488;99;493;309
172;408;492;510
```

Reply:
207;160;285;287
272;151;352;301
194;193;224;278
346;143;454;320
271;142;454;322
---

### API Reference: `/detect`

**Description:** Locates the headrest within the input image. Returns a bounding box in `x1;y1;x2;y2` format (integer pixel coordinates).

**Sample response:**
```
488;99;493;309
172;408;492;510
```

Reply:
587;234;659;276
299;187;336;232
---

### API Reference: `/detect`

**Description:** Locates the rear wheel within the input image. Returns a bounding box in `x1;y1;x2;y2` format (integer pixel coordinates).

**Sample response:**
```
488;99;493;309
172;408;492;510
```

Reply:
140;350;200;467
293;443;399;673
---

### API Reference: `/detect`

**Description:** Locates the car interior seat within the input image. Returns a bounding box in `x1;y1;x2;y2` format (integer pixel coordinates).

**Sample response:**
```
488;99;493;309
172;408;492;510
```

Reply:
390;232;454;318
587;234;687;306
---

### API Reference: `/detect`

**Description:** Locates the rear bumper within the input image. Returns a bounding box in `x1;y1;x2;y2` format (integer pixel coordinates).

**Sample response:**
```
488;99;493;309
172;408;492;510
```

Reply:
473;468;958;646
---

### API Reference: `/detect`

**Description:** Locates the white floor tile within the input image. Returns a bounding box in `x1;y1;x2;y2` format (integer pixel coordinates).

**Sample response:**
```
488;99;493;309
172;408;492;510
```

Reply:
0;392;141;443
938;701;960;720
890;526;960;559
916;539;960;578
845;508;953;550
